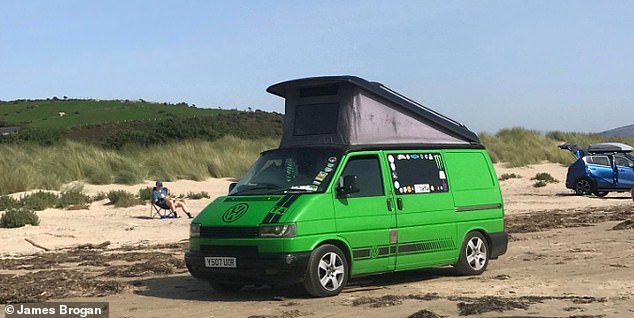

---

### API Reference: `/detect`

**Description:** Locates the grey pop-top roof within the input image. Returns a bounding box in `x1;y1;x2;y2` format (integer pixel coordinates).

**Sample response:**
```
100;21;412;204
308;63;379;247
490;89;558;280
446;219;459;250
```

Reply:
267;76;480;149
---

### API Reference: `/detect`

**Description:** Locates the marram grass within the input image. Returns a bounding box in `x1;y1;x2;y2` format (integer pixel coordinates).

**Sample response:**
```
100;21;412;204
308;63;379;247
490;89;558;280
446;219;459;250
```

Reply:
1;129;632;195
480;127;634;167
0;136;278;195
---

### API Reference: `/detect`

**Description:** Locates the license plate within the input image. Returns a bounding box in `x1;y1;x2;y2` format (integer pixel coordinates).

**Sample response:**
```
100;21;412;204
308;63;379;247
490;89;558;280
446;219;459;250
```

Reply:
204;257;237;268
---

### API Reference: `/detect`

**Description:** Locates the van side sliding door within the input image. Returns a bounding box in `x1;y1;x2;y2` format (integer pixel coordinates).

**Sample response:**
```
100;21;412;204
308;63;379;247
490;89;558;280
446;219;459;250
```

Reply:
384;151;458;271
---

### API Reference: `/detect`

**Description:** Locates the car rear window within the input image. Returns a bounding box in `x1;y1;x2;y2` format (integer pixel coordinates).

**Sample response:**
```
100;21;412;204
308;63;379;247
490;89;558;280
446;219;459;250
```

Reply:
615;156;633;167
586;156;610;166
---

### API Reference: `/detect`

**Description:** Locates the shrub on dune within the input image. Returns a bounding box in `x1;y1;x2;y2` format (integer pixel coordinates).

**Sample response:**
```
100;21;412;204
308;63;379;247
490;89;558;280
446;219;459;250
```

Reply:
20;191;59;211
56;189;91;209
0;207;40;228
0;196;19;211
106;190;142;208
138;187;153;201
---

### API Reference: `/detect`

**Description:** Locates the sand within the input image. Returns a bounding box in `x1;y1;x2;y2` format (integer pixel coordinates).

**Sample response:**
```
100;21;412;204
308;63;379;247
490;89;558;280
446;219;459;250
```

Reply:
0;178;232;256
1;163;633;317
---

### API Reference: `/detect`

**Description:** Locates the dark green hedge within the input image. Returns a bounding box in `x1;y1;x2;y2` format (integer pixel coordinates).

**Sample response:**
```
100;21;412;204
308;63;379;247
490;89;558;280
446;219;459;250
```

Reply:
0;111;283;149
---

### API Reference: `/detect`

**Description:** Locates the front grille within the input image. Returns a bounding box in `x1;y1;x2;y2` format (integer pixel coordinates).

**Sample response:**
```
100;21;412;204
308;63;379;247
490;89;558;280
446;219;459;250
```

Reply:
200;226;259;238
200;245;258;257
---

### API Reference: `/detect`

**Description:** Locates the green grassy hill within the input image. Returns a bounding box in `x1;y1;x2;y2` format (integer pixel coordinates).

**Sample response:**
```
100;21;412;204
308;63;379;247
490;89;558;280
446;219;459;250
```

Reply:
0;99;283;148
0;99;228;129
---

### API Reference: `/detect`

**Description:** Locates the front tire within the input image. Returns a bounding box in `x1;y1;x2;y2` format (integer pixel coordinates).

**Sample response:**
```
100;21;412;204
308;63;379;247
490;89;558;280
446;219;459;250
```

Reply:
593;191;608;197
574;178;594;195
303;244;348;297
454;232;489;275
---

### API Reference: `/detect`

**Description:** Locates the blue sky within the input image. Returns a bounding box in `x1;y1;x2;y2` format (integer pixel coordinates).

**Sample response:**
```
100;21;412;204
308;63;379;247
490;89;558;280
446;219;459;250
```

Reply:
1;1;633;133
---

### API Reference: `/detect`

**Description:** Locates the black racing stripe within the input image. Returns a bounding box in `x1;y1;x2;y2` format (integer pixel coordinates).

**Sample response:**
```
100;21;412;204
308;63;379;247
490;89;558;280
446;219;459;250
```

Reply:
261;194;300;224
398;243;422;253
276;194;294;208
280;194;300;208
269;208;286;224
353;249;371;259
261;208;279;224
397;239;455;255
270;194;299;223
354;240;456;260
261;197;286;224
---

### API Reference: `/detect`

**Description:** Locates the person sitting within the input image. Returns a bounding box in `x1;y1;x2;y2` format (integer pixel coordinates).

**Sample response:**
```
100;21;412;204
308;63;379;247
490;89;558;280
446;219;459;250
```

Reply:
152;180;193;218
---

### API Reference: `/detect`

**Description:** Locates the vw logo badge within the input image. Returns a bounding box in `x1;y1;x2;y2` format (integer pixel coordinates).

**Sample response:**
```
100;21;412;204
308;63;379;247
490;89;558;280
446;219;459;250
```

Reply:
223;203;249;223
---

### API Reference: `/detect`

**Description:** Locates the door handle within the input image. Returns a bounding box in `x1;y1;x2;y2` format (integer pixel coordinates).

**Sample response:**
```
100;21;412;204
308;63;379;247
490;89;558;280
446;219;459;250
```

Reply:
396;198;403;210
386;199;393;211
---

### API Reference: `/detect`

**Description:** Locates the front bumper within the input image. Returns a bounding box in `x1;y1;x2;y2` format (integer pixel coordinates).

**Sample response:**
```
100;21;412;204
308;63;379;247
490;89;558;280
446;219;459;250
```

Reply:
488;231;508;259
185;251;310;285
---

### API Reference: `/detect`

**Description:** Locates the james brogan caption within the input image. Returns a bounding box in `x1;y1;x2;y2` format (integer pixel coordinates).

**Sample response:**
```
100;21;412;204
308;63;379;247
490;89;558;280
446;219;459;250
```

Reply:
4;302;108;318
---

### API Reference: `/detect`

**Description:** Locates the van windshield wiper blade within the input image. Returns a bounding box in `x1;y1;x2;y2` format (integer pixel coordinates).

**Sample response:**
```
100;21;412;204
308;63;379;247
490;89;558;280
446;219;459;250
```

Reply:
270;185;317;194
234;183;284;195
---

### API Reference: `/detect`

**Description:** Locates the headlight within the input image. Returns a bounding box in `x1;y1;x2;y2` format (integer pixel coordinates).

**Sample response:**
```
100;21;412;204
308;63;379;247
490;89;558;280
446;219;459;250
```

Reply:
259;224;296;238
190;223;200;238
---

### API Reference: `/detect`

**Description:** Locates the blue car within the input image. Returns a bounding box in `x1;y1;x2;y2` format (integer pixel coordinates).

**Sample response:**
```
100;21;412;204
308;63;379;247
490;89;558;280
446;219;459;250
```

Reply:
559;143;634;196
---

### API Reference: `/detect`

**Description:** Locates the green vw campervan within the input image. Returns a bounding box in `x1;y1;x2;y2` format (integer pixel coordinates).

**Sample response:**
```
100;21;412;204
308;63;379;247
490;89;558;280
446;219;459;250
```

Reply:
185;76;507;297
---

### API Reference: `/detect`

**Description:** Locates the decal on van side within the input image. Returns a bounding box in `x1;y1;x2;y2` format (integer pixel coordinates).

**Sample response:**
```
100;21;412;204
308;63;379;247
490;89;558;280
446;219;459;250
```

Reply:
352;238;456;260
261;194;300;224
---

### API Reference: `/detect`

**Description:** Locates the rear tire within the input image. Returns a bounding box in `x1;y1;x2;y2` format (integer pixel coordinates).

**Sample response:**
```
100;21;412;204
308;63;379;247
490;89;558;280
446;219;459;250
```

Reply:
593;191;608;197
303;244;348;297
209;281;243;292
574;178;594;195
454;232;489;275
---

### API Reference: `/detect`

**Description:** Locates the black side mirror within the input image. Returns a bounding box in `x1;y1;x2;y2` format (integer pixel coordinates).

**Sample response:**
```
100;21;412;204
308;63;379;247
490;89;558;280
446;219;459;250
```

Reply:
228;182;238;194
337;175;360;198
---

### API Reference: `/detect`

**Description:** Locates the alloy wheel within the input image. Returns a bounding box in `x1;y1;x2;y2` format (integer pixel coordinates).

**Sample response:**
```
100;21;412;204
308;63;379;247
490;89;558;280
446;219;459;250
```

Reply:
465;236;487;271
318;252;345;291
575;179;592;195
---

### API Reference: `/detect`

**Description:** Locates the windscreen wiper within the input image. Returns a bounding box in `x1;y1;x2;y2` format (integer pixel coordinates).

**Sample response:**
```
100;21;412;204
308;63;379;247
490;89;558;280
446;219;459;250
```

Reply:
267;185;317;194
233;183;283;195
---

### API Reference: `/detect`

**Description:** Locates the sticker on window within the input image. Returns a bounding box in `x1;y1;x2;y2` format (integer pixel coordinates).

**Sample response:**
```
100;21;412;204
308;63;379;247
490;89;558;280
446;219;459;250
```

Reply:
414;184;430;193
388;153;449;195
314;171;328;182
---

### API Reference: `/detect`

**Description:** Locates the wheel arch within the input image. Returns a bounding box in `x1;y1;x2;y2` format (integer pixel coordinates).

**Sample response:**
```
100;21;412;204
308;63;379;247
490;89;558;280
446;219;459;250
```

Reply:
310;238;353;271
460;228;492;252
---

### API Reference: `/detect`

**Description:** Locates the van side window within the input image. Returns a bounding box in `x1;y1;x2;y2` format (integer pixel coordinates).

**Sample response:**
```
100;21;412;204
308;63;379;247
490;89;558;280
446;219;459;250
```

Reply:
387;153;448;195
340;156;384;198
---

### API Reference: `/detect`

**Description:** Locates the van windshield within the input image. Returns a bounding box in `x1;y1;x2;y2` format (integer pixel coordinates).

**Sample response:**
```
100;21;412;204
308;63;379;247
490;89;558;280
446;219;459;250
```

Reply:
230;148;343;196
